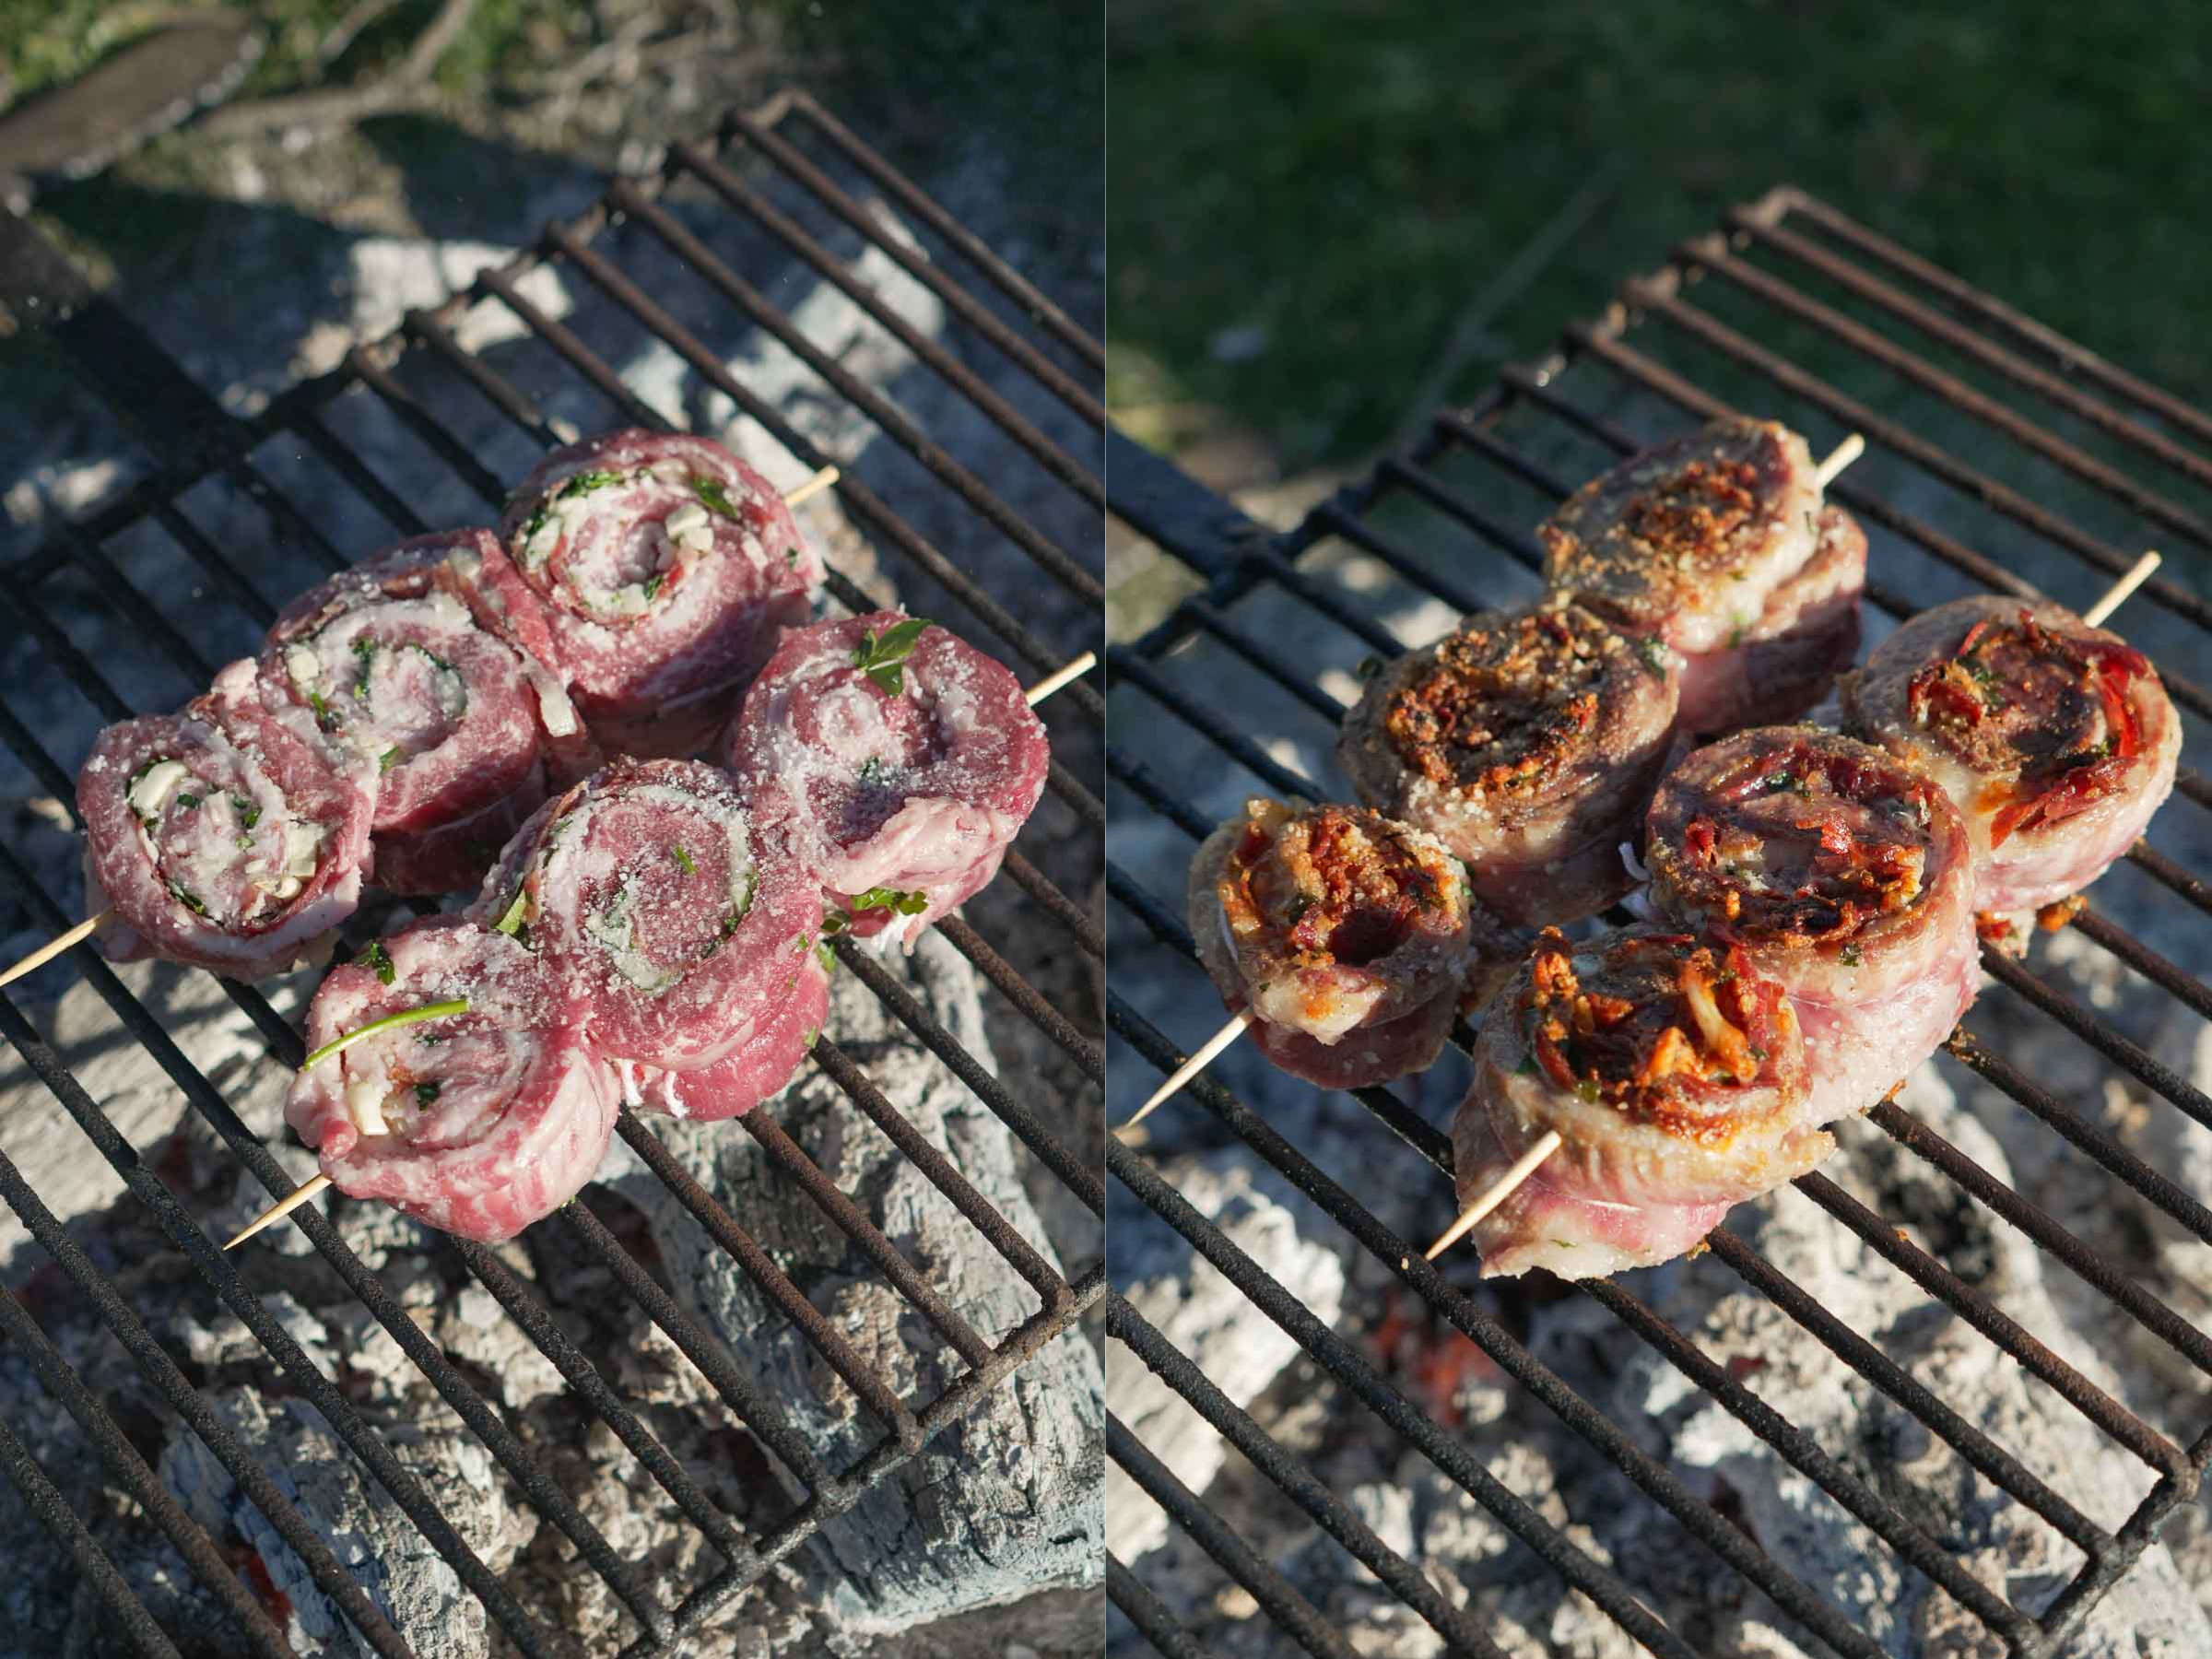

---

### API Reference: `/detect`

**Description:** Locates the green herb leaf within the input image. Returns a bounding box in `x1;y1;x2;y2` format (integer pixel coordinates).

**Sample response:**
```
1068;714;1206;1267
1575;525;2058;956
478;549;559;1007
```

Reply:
305;688;334;728
1841;943;1863;967
670;842;696;876
820;909;849;937
641;571;665;601
1514;1053;1537;1077
691;476;741;519
301;999;469;1071
851;617;934;696
414;1081;441;1108
240;801;261;830
801;1025;820;1051
350;636;377;700
857;755;889;784
380;747;401;775
167;880;207;916
356;940;395;985
173;793;200;810
1637;635;1671;674
815;941;837;975
848;886;931;917
491;889;530;937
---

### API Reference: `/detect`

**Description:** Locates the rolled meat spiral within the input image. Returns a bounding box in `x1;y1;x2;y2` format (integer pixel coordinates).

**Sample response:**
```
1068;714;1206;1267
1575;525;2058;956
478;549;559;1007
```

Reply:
78;658;375;980
1841;596;2179;919
496;429;824;758
285;916;618;1242
722;610;1050;947
258;529;598;895
468;758;827;1121
1337;598;1679;926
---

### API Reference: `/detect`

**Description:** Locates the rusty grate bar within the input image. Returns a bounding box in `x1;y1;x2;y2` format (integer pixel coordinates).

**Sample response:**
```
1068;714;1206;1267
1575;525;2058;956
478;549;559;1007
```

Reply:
0;93;1100;1653
1105;185;2212;1655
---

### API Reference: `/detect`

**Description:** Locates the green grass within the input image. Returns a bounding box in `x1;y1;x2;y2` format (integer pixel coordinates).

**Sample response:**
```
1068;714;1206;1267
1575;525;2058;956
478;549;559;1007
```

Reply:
1108;1;2212;472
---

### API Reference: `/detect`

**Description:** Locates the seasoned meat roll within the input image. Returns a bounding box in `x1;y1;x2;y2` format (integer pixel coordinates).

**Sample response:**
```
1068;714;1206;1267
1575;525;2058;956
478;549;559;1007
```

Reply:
1841;597;2179;918
1451;926;1826;1280
78;659;375;980
469;759;826;1121
723;611;1050;947
1675;504;1866;735
1337;599;1678;926
1540;418;1859;732
259;530;597;895
496;429;824;758
285;916;617;1242
1188;799;1503;1091
1645;727;1978;1115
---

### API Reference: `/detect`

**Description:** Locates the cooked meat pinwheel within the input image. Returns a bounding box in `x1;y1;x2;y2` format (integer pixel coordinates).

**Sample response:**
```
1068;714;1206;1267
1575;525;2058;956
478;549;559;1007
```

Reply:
1451;926;1826;1279
78;659;376;980
285;916;618;1243
259;530;599;896
1841;596;2179;927
1188;799;1502;1091
470;758;827;1122
497;429;825;758
1644;726;1978;1114
1539;417;1863;734
1337;599;1678;926
722;610;1050;947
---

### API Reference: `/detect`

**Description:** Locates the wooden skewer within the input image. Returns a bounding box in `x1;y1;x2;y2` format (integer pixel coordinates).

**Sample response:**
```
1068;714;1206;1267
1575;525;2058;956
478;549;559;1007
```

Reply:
0;912;105;991
224;1173;331;1248
2082;550;2159;628
1425;545;2169;1263
1118;1009;1253;1135
1423;1131;1561;1260
1024;651;1096;706
1815;432;1864;488
782;464;840;508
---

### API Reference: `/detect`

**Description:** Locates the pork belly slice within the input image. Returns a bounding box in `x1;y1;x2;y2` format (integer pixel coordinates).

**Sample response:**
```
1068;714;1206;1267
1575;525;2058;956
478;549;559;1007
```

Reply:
721;610;1049;949
468;758;827;1120
495;429;824;758
1645;726;1979;1114
1452;926;1829;1280
1539;416;1824;655
285;916;617;1242
1676;505;1866;735
79;659;375;981
1337;599;1678;926
1188;799;1500;1090
259;529;598;896
1841;596;2179;916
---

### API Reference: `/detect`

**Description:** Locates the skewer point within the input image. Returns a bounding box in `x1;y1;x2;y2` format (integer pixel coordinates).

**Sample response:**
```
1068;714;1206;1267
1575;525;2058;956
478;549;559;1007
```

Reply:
782;465;840;509
2082;550;2159;628
1423;1129;1564;1261
1025;651;1097;706
225;1172;333;1249
1118;1009;1253;1134
1814;432;1865;489
0;911;107;992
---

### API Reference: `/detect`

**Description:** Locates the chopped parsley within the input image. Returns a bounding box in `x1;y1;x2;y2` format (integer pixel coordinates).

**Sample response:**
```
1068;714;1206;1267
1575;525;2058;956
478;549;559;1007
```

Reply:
641;571;665;601
1354;654;1383;681
173;793;200;811
851;617;934;696
237;799;261;830
801;1025;820;1051
305;688;335;728
815;940;837;974
167;880;207;916
356;940;395;985
491;889;530;937
1840;943;1863;967
414;1081;441;1108
1285;893;1315;926
1574;1078;1602;1104
380;747;401;775
857;755;890;784
350;637;377;700
820;909;848;937
1636;635;1672;674
1727;623;1747;650
1514;1053;1537;1077
670;842;697;876
848;886;930;917
690;475;741;519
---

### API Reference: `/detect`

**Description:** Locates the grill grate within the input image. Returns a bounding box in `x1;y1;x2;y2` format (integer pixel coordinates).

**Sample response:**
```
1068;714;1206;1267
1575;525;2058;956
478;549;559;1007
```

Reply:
0;90;1101;1655
1104;182;2212;1657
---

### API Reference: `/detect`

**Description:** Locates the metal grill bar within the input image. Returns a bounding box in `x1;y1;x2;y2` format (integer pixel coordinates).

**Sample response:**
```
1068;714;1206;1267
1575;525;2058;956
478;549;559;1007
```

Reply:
1106;182;2212;1656
0;94;1100;1653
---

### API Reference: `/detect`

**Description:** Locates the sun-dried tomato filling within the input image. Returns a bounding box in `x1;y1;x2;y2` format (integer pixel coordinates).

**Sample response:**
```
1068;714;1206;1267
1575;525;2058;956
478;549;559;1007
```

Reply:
1905;608;2148;845
1382;607;1644;793
1658;739;1936;946
1221;802;1454;966
1515;929;1787;1135
1618;457;1763;559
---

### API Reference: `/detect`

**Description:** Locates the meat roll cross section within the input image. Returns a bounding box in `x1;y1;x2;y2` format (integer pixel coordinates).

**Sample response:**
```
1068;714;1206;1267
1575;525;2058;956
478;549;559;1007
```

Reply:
1186;799;1501;1091
1841;596;2179;933
1337;599;1678;925
285;916;618;1242
723;609;1051;947
77;659;376;980
1451;926;1824;1280
258;530;600;896
1644;726;1979;1117
1539;416;1864;734
469;758;827;1122
497;429;825;758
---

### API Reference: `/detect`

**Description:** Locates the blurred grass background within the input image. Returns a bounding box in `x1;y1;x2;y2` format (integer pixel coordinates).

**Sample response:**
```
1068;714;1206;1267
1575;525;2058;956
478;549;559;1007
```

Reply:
1107;1;2210;477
